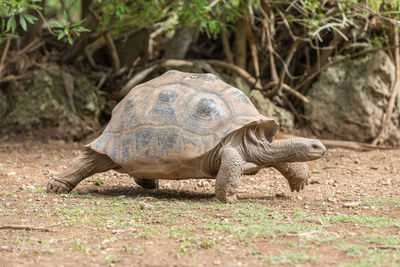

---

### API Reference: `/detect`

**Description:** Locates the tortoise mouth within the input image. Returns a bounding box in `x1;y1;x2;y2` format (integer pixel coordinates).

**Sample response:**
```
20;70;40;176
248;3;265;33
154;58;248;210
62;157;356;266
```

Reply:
309;150;325;158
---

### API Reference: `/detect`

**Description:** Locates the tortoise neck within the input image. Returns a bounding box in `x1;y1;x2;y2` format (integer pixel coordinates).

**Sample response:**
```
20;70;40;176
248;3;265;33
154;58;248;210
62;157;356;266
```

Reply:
240;128;298;164
247;140;298;165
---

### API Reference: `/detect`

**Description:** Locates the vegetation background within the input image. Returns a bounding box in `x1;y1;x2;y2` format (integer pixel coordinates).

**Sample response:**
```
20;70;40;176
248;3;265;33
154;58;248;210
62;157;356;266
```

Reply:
1;0;399;145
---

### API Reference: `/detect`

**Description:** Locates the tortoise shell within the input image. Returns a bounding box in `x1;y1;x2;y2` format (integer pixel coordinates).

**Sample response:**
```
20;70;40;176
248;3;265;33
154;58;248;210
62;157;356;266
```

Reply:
87;70;278;177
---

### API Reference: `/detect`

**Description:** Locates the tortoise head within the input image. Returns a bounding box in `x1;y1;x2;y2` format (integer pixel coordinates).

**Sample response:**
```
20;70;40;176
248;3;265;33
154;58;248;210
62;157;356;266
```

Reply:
289;138;326;161
239;126;326;164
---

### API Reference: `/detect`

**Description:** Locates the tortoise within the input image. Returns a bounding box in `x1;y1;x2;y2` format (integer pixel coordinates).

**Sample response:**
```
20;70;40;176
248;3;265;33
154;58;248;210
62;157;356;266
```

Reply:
46;70;326;202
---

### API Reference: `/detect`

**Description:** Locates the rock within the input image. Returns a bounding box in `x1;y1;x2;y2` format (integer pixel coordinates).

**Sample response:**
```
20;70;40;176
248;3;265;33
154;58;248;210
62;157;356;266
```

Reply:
305;51;400;145
220;74;251;96
249;90;294;131
1;68;104;139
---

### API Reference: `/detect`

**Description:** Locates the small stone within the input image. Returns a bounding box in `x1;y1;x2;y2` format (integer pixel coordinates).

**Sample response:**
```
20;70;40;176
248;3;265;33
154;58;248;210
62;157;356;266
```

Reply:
343;201;360;208
7;171;16;176
295;196;303;200
381;179;392;185
0;246;12;252
354;159;360;164
139;202;154;210
327;197;337;203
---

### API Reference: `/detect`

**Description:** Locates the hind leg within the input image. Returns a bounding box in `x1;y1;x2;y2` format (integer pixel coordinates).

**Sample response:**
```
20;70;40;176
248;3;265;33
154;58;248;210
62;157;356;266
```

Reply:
47;148;118;193
134;178;159;189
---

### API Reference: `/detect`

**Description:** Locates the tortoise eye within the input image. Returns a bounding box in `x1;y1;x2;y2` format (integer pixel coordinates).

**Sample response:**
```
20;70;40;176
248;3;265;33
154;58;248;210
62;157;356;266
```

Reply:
312;144;319;149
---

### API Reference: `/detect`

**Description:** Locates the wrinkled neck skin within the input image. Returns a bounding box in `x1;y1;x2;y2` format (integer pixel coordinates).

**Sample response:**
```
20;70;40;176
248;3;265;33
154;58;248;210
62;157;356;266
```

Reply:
202;127;315;175
237;127;312;165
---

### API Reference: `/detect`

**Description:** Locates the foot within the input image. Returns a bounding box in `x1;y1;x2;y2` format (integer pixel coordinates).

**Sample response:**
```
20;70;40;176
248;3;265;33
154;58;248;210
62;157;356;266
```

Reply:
288;177;308;192
215;192;238;203
46;179;74;193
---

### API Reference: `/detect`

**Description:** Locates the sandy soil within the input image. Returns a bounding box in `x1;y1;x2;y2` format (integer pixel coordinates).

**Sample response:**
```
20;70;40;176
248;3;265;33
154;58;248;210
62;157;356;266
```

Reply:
0;138;399;266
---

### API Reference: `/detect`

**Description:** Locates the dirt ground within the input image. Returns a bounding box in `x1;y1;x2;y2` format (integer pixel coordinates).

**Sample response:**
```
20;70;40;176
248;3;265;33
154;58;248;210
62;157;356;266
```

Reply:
0;137;399;266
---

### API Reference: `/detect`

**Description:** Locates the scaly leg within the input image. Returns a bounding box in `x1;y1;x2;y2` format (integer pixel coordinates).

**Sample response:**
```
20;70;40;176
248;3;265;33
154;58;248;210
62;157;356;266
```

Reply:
273;162;309;192
47;148;118;193
215;146;244;203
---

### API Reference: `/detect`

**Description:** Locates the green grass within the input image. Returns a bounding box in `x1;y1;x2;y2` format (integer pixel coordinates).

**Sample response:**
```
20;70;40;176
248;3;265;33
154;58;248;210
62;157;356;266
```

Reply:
362;198;400;208
328;214;400;228
360;234;400;246
263;251;317;265
2;191;400;265
337;244;400;267
293;208;400;228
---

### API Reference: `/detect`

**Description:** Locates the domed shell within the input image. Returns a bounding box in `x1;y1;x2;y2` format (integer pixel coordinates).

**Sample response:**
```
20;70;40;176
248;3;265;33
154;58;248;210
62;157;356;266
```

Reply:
87;70;278;174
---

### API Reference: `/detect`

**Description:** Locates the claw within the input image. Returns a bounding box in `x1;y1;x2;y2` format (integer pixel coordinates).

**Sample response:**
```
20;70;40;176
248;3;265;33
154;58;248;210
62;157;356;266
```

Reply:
46;179;73;193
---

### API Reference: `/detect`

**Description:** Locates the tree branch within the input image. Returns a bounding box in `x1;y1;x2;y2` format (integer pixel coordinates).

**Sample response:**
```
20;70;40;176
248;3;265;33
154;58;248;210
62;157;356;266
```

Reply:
221;27;234;64
104;32;120;73
372;26;400;145
245;17;261;88
0;38;11;77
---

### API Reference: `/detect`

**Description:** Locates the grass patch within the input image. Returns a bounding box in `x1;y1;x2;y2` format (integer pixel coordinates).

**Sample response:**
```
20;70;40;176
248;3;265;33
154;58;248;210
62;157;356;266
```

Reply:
328;214;400;228
362;198;400;208
263;251;316;265
337;244;400;267
294;209;400;229
360;234;400;246
173;239;218;256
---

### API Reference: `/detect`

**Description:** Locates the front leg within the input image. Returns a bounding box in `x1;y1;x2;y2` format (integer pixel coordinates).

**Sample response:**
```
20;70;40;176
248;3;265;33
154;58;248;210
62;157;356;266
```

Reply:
215;146;244;203
273;162;309;192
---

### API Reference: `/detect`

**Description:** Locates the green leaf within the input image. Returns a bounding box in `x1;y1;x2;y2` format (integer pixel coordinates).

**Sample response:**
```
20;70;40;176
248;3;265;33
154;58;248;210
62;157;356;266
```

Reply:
6;16;16;33
73;26;91;33
21;13;38;24
71;18;86;27
19;15;27;31
51;22;65;28
67;36;73;45
63;10;69;22
57;31;66;40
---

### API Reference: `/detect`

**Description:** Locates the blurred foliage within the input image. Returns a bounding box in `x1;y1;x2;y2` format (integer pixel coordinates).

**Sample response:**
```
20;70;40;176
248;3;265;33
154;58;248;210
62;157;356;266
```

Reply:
93;0;251;38
1;0;400;44
0;0;40;43
52;10;90;45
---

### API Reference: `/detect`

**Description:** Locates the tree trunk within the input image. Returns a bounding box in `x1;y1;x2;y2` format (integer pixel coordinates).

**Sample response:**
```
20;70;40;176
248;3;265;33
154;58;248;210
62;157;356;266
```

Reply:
26;0;46;43
81;0;92;19
163;26;193;60
234;17;247;69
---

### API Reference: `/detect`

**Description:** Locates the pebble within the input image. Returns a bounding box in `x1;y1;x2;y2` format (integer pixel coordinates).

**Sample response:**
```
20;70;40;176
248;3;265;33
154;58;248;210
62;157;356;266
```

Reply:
343;201;360;208
139;202;154;210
